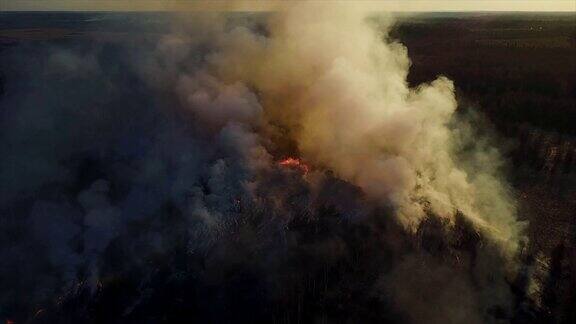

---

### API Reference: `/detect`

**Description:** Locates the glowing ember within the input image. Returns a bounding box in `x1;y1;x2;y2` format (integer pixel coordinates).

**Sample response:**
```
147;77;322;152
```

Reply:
279;157;309;174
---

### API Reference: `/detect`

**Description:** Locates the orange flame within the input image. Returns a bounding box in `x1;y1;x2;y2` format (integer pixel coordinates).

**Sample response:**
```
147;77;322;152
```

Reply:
279;157;309;174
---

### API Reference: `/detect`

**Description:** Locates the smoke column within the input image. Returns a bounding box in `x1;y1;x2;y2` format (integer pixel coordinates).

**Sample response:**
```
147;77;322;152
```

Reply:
0;2;533;322
187;2;526;252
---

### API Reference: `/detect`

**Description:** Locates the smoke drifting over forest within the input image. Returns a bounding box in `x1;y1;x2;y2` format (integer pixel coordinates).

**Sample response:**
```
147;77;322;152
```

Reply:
0;3;539;324
193;3;524;247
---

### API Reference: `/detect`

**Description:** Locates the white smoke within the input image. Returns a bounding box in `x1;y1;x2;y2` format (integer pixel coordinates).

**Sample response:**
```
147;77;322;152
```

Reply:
169;2;526;253
0;4;533;322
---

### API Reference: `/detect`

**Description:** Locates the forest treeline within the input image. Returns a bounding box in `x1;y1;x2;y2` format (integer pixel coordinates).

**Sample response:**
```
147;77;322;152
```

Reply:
395;14;576;176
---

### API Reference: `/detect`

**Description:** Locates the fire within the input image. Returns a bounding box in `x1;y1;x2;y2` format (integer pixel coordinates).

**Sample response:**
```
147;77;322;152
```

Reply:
279;157;309;174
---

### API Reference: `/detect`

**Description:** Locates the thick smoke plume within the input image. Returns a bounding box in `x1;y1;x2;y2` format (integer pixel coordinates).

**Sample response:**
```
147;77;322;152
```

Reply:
175;3;525;251
0;3;531;323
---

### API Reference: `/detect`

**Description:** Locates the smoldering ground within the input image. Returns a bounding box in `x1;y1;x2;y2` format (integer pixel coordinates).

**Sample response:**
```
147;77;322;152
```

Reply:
0;6;532;324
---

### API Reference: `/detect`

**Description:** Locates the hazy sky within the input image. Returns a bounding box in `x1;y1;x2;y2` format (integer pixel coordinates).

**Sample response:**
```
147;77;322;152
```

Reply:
2;0;575;12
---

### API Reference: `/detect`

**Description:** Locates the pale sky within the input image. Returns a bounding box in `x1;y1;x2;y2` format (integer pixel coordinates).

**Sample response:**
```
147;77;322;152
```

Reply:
2;0;575;12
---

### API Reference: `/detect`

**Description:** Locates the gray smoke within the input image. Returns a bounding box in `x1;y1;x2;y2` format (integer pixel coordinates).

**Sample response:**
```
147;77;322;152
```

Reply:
0;7;529;324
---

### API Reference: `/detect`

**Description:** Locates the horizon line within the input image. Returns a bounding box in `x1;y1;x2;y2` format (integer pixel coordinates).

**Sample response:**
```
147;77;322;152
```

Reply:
3;1;575;13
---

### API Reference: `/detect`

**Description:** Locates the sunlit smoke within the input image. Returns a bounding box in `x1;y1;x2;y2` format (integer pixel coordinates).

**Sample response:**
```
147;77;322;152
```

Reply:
200;2;526;253
0;3;536;322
